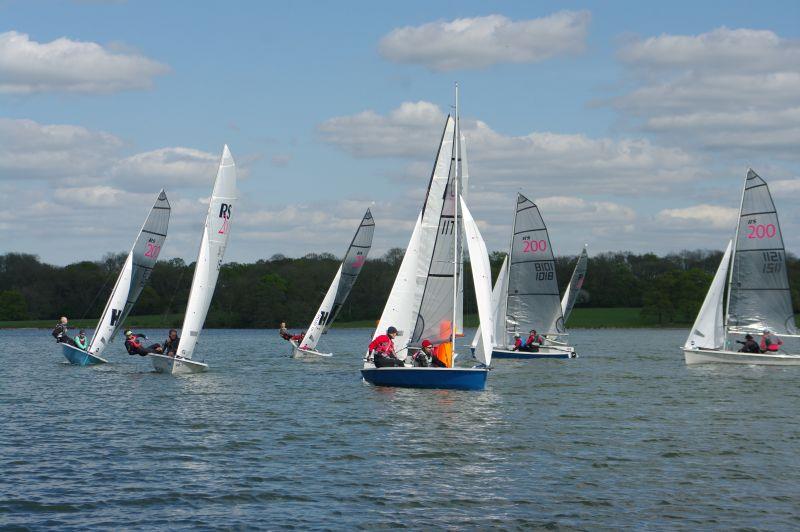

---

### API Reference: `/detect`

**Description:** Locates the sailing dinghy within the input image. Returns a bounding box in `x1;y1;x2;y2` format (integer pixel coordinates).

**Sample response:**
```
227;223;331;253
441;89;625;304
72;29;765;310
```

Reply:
362;87;495;391
150;145;237;374
61;190;171;365
562;245;589;324
683;169;800;365
291;209;375;358
472;194;577;360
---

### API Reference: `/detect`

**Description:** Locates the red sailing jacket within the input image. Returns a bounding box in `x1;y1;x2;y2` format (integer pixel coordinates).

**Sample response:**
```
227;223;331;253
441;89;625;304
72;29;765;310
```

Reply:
369;334;396;356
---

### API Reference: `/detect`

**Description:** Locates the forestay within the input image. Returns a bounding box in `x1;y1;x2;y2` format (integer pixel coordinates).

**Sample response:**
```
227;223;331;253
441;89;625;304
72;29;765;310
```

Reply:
461;198;494;366
88;190;171;356
455;130;469;337
175;145;237;360
302;209;375;350
412;118;460;346
372;116;455;351
506;193;565;338
561;246;589;323
726;170;796;335
685;241;732;349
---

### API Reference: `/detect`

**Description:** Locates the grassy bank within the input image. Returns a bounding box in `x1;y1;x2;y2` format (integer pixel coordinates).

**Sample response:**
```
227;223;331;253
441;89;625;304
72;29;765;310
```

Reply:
0;308;687;330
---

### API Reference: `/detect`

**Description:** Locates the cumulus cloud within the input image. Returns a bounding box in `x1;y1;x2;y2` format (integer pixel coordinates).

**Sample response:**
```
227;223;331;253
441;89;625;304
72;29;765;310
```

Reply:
610;27;800;160
656;204;738;230
0;30;169;94
379;11;590;71
111;147;219;188
319;101;702;194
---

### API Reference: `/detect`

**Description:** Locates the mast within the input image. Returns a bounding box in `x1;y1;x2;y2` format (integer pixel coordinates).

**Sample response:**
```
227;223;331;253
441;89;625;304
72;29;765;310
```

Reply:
451;82;460;349
723;171;747;345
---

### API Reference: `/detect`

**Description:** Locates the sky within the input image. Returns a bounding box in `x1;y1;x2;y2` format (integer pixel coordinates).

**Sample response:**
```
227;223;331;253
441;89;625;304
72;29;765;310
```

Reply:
1;0;799;265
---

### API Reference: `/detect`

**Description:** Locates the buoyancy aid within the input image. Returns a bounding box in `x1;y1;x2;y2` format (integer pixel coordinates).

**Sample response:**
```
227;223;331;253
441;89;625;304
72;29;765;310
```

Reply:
369;334;396;356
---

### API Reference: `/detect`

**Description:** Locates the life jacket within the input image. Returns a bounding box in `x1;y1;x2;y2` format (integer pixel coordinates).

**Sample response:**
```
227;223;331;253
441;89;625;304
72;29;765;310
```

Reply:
514;338;522;349
526;334;543;346
761;337;781;352
369;334;395;356
279;330;292;341
125;336;142;354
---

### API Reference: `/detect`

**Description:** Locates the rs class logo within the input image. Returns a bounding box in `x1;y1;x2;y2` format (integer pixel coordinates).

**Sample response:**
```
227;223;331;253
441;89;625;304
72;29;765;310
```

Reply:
218;203;232;235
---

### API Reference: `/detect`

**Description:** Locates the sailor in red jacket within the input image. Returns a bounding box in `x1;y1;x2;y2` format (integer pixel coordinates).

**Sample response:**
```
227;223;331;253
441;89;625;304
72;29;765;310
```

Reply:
368;326;405;367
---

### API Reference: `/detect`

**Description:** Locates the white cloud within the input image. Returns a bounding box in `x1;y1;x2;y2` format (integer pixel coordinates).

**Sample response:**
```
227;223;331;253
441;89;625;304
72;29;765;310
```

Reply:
610;27;800;160
379;11;590;71
319;101;702;194
0;30;169;94
656;204;738;230
0;118;122;180
111;147;219;188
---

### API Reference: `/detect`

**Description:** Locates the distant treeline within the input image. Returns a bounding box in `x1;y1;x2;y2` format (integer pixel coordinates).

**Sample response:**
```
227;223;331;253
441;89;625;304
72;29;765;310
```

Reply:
1;249;799;327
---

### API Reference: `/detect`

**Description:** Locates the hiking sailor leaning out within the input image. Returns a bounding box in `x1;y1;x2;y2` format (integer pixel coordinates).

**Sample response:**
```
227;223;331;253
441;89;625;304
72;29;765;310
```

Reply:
368;326;405;368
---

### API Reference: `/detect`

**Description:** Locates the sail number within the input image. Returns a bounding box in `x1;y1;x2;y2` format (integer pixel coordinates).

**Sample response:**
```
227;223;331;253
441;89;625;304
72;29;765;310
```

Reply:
535;262;554;281
144;243;161;258
747;223;776;239
763;251;783;274
440;219;455;235
522;239;547;253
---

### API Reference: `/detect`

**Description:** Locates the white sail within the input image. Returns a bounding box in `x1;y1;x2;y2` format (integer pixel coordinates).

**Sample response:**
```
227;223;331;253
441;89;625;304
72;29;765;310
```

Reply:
302;209;375;349
373;213;422;351
455;131;469;336
88;190;170;356
175;145;237;360
685;241;733;349
726;169;796;335
461;198;494;366
561;245;589;322
371;116;455;351
471;254;508;351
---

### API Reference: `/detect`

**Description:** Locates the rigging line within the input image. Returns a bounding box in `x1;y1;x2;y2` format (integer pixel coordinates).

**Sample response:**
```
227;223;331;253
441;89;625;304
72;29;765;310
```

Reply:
80;266;118;320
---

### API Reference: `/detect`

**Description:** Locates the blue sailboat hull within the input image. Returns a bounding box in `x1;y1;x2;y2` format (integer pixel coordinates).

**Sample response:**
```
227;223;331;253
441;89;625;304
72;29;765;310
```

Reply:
491;349;574;360
61;343;107;366
361;367;488;391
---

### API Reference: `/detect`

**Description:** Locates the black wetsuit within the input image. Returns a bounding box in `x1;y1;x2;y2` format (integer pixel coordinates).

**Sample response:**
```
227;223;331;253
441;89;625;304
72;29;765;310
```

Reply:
163;336;180;356
51;323;75;346
738;339;760;353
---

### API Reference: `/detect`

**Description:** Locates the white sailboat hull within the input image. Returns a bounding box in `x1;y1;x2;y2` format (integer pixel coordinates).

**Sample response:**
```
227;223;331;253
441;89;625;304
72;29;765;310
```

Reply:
150;353;209;374
490;345;576;359
290;341;332;358
683;348;800;366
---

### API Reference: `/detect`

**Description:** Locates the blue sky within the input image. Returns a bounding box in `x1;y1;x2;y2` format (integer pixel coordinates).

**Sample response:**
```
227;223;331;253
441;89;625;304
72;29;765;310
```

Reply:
1;0;799;264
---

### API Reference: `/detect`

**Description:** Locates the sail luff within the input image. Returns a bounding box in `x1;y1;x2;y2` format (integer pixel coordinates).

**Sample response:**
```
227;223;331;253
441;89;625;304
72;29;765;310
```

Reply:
470;254;508;350
451;82;460;348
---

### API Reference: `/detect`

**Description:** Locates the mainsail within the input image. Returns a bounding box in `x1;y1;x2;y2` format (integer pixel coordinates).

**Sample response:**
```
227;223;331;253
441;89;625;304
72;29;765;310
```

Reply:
685;241;732;349
561;246;589;323
372;116;454;351
505;193;565;338
175;145;237;360
88;190;171;356
302;209;375;350
726;169;796;335
412;139;460;346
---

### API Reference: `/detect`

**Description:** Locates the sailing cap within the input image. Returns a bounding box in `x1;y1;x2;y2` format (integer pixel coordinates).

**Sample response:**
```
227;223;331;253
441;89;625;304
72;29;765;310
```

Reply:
763;329;771;334
421;339;433;348
514;333;521;338
124;329;133;336
387;326;398;335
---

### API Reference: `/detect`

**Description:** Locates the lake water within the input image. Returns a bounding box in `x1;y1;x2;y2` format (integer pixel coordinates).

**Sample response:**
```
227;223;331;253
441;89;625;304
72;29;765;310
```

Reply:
1;328;798;529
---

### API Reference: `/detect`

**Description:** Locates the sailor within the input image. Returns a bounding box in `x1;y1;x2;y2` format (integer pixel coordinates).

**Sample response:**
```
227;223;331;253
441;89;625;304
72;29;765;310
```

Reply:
760;330;783;353
74;330;88;350
524;329;544;352
511;333;523;351
290;331;305;342
368;326;405;367
279;321;292;341
163;329;180;357
51;316;74;345
124;329;163;356
412;339;445;367
737;334;760;353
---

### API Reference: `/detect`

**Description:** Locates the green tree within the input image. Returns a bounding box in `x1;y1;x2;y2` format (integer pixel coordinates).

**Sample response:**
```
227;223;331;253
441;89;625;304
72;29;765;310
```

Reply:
0;290;28;320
